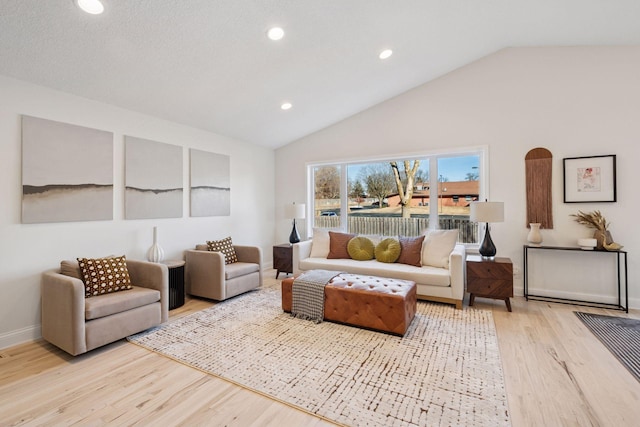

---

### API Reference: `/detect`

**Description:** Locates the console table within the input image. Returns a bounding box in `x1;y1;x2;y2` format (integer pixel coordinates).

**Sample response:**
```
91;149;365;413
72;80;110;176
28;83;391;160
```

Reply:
523;245;628;312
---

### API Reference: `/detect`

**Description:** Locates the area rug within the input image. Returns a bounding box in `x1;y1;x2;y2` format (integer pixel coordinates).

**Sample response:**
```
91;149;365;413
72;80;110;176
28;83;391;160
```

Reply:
129;288;510;426
575;311;640;382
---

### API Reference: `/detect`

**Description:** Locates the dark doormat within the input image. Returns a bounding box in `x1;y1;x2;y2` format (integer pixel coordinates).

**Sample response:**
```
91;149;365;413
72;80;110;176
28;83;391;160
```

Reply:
575;311;640;382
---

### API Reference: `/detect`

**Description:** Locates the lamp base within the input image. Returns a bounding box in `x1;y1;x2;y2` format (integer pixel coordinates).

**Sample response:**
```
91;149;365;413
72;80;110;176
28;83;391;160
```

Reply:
479;223;497;259
289;219;300;244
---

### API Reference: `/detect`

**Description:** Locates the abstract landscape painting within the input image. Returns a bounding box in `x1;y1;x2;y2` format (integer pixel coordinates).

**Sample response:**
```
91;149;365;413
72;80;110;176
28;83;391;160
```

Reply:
125;136;183;219
21;116;113;223
190;149;230;216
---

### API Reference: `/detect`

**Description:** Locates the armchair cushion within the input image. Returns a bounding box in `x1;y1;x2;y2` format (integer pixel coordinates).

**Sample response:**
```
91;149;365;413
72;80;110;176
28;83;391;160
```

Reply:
85;286;161;320
225;262;260;280
77;256;133;297
206;237;239;264
61;259;83;279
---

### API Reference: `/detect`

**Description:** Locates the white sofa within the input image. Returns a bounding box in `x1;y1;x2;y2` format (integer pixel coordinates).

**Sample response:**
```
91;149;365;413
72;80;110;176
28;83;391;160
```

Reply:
292;231;466;309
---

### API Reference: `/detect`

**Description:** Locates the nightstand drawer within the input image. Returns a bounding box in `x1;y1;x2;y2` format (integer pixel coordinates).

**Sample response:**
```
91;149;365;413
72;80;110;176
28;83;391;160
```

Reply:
466;261;512;279
467;278;513;298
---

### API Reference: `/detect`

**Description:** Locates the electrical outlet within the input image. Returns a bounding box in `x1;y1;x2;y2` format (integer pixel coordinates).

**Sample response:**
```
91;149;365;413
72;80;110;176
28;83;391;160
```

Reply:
513;266;521;277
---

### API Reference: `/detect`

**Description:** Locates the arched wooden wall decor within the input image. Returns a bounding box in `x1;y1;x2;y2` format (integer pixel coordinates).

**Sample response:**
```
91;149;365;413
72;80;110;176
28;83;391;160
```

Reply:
525;147;553;229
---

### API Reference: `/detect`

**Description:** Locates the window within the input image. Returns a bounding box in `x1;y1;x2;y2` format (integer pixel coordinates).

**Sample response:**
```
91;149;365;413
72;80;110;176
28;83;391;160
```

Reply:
309;150;483;243
312;165;341;229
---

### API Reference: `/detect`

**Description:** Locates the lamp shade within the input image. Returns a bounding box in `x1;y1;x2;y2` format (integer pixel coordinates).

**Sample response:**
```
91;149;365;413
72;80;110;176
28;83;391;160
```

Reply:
470;201;504;223
286;203;306;219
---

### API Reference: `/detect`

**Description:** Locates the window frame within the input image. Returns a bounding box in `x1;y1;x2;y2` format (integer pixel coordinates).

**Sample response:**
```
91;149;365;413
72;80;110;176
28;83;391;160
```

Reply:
306;146;489;246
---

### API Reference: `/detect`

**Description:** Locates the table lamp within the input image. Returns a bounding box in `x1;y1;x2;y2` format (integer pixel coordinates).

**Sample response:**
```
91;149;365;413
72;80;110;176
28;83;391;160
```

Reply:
286;202;306;244
470;200;504;260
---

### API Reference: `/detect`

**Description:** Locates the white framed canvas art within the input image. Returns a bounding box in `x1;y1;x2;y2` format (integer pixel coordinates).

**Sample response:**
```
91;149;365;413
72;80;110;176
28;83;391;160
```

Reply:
190;149;230;217
125;136;183;219
21;116;113;223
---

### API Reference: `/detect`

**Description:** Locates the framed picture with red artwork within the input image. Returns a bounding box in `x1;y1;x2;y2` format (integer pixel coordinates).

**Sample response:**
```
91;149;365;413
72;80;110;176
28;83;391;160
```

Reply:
563;154;616;203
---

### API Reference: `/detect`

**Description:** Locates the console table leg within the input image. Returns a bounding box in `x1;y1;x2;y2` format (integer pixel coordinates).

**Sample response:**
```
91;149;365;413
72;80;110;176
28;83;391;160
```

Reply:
469;294;475;307
505;298;512;312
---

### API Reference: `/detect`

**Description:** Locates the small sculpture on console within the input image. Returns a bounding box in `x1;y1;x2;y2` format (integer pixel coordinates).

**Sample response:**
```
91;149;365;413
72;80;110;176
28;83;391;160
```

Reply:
571;210;622;251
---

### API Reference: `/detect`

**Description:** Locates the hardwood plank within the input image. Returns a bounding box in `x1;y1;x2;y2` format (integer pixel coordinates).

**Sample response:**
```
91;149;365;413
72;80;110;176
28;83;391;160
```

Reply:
1;271;639;426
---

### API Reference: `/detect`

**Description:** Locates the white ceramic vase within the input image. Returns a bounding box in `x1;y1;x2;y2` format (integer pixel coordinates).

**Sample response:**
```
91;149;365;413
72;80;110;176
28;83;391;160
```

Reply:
527;223;542;246
147;226;165;263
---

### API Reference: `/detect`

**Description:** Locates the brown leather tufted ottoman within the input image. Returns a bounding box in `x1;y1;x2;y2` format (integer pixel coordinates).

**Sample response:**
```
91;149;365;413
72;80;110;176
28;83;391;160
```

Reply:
281;273;417;336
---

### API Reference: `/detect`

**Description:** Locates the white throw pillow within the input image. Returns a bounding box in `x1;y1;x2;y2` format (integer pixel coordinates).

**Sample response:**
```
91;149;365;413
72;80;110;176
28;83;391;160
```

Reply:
421;229;458;268
358;234;382;246
309;228;331;258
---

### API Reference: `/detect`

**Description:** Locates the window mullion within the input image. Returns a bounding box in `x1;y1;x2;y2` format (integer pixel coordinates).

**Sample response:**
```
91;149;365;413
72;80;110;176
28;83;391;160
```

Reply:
429;157;438;229
340;164;348;232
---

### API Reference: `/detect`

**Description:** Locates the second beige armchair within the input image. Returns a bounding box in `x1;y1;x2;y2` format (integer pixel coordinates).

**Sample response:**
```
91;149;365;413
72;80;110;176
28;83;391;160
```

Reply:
185;244;262;301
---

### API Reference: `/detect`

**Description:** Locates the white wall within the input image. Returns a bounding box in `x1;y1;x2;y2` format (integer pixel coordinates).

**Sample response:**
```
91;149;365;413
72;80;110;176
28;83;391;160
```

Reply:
0;75;276;349
275;46;640;308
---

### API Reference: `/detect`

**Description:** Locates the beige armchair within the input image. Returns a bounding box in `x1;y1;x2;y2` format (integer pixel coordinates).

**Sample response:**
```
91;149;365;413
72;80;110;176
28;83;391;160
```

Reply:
41;259;168;356
185;244;262;301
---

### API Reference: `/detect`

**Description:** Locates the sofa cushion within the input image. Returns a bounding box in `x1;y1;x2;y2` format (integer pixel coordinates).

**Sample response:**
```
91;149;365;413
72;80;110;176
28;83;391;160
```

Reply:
422;230;458;268
327;231;356;259
225;261;260;280
207;237;238;264
84;286;161;320
375;238;401;263
299;258;451;287
347;236;375;261
397;235;425;267
77;256;133;297
310;228;331;258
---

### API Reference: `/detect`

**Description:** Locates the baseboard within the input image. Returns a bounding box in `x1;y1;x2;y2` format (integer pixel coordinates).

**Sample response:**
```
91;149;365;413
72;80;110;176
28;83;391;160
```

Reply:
525;287;639;310
0;324;41;350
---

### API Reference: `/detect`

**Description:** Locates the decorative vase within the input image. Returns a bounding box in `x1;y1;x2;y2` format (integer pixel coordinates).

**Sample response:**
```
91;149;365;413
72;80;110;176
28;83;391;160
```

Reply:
289;219;300;244
593;229;613;250
527;223;542;246
147;226;165;263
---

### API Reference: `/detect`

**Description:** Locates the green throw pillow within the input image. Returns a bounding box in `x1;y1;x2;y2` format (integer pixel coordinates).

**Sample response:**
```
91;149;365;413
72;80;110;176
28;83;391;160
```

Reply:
375;238;401;263
347;236;375;261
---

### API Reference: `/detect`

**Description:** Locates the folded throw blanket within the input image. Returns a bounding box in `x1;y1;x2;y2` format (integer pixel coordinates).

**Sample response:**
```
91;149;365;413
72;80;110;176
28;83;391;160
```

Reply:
292;270;342;323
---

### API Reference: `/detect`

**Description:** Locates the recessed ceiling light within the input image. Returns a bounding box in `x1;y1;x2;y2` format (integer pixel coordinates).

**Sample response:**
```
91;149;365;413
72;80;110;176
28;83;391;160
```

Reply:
281;102;292;110
379;49;393;60
267;27;285;41
75;0;104;15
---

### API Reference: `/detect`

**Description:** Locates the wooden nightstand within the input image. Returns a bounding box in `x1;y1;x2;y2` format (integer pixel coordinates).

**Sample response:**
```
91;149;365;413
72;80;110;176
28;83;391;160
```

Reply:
273;244;293;279
466;255;513;312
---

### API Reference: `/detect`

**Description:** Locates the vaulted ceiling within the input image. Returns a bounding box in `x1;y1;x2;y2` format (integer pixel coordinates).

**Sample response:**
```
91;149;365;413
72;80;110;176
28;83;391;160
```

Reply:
1;1;639;148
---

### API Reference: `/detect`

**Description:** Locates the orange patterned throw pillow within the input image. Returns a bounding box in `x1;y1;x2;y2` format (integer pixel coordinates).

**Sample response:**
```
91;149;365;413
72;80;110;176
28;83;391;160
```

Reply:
327;231;356;259
206;236;239;264
396;235;426;267
77;255;133;298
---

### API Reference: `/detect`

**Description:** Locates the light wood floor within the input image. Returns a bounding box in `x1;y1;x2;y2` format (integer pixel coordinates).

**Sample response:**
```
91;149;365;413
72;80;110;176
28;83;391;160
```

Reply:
1;272;639;426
